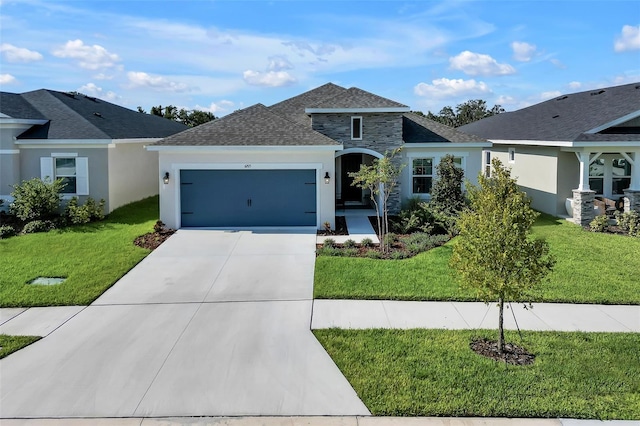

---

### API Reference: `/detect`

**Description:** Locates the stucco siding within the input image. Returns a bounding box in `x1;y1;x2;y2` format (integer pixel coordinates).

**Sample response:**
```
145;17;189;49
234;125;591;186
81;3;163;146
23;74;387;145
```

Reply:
157;149;337;229
0;152;20;201
108;141;159;212
556;151;579;216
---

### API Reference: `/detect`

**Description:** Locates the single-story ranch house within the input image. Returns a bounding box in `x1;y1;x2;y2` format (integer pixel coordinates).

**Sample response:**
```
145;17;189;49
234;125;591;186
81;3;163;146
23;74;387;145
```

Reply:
460;82;640;226
0;89;187;212
149;83;490;230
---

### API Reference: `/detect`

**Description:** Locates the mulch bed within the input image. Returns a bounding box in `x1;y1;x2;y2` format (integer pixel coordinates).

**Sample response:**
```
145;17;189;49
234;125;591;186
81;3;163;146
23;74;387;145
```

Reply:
470;337;536;366
134;221;176;250
317;216;349;236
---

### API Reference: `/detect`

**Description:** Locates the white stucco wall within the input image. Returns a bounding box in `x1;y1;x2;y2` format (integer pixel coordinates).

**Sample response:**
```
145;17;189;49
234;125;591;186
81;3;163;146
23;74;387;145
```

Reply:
108;140;159;212
154;147;339;229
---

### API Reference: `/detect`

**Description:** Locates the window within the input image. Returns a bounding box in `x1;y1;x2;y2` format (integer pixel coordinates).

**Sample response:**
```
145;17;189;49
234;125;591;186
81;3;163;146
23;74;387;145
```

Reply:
412;158;433;194
612;158;631;195
484;151;491;176
453;156;463;169
588;158;604;195
508;147;515;163
351;116;362;140
40;155;89;195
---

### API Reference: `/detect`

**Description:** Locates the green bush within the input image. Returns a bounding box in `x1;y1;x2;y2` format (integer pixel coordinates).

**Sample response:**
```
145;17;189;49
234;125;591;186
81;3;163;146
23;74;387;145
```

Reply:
343;239;357;248
589;215;610;233
394;199;435;234
342;248;359;257
365;249;382;259
615;210;640;237
430;153;466;216
317;246;342;256
322;238;336;248
383;232;398;247
360;237;374;247
22;220;56;234
9;178;64;221
64;197;105;225
390;250;410;260
0;225;17;239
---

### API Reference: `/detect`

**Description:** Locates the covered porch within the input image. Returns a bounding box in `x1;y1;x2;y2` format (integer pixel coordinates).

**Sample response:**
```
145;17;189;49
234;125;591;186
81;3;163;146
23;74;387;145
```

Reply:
566;147;640;225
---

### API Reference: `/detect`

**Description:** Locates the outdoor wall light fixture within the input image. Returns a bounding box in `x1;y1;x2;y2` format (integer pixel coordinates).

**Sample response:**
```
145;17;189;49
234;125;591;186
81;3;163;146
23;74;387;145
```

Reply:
162;172;170;184
324;172;330;184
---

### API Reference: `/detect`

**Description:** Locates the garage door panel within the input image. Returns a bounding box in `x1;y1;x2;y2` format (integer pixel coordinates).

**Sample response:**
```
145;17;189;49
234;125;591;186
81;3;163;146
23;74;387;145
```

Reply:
180;169;316;227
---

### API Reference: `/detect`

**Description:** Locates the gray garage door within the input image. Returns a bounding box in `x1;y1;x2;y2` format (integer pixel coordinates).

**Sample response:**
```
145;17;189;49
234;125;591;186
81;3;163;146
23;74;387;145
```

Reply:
180;169;317;227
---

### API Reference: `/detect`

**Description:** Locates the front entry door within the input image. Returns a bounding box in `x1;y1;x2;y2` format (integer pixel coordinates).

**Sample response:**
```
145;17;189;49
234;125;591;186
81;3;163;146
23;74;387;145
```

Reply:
341;154;363;202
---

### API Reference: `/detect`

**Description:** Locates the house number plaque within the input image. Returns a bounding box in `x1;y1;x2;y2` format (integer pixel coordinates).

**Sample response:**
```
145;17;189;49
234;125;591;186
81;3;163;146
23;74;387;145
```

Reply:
244;164;251;168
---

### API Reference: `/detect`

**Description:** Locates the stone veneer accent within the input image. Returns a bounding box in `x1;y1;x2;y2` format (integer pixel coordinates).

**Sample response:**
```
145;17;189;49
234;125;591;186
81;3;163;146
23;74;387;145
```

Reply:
572;190;596;226
312;112;404;213
623;189;640;213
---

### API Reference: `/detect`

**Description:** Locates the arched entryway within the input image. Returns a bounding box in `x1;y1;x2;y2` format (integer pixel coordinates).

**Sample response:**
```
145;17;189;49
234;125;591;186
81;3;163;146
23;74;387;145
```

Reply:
335;148;383;209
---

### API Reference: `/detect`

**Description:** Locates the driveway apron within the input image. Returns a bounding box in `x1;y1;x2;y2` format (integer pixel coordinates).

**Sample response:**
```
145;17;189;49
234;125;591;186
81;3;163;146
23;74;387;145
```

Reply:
0;229;369;418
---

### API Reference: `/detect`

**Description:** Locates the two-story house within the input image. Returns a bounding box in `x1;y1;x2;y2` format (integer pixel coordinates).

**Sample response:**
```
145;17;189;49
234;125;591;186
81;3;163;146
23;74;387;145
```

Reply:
149;83;490;229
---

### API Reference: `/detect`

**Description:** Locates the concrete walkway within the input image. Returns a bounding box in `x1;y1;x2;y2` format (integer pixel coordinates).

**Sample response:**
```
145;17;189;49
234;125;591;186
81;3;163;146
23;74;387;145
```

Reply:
0;229;369;419
316;209;379;245
312;300;640;332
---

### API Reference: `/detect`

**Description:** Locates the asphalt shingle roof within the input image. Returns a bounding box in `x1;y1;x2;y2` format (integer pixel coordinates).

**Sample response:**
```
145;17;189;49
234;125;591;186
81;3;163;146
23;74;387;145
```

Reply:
0;92;47;120
310;87;408;109
153;103;340;147
268;83;347;124
403;113;487;143
459;82;640;142
8;89;187;140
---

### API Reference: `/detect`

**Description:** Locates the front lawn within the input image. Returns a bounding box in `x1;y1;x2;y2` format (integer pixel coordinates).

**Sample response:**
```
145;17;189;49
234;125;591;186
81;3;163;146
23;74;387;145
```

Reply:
314;329;640;419
0;197;158;307
314;215;640;304
0;334;41;359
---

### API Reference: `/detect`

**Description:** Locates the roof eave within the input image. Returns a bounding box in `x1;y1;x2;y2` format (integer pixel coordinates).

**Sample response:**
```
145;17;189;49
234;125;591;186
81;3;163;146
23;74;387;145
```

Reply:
146;144;344;152
403;142;492;149
305;107;410;114
584;109;640;134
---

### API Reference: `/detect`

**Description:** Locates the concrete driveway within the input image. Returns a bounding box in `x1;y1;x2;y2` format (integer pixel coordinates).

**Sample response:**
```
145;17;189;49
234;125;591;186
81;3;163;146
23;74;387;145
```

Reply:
0;229;369;418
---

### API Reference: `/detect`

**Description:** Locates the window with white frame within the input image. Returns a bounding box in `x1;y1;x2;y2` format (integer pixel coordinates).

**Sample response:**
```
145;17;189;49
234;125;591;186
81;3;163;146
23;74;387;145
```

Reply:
508;147;515;163
40;155;89;195
612;158;631;195
351;116;362;140
588;158;605;195
484;151;491;176
412;158;433;194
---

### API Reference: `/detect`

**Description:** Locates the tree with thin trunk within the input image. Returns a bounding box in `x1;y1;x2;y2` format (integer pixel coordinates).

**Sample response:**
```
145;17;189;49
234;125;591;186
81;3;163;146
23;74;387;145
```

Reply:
349;148;404;253
450;159;555;353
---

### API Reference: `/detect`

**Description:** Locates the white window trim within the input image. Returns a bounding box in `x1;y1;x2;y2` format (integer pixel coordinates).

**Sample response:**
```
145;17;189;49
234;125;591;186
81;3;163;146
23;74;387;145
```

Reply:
412;157;434;195
508;147;515;163
484;151;491;177
40;154;89;196
351;116;362;140
407;154;467;196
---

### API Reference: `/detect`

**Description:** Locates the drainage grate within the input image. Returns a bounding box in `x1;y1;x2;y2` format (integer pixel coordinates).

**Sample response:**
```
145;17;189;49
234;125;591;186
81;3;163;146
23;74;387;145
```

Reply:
28;277;66;286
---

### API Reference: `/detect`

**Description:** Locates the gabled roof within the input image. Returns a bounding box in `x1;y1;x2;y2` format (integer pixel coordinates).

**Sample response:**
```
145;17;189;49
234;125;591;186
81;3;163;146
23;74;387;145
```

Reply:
0;92;47;120
403;113;487;143
2;89;187;140
268;83;347;124
153;103;339;147
306;87;409;111
459;82;640;142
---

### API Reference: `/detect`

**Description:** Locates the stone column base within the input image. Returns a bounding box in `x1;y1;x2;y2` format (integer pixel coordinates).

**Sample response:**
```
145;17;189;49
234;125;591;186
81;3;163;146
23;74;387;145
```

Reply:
572;189;596;226
623;189;640;213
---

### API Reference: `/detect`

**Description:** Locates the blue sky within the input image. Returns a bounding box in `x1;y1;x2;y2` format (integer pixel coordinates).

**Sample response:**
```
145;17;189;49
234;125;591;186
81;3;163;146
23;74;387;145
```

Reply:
1;0;638;116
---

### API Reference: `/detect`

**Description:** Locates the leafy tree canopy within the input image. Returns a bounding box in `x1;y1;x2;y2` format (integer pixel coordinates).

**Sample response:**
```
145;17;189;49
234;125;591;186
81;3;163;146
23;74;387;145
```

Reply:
137;105;215;127
421;99;505;127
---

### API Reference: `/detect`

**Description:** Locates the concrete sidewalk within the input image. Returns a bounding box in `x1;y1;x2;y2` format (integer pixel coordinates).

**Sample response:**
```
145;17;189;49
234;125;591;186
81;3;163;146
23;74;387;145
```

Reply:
312;300;640;332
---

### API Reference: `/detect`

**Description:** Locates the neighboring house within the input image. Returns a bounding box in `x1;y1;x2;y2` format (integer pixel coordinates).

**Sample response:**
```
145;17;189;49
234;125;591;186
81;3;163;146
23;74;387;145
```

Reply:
460;82;640;226
0;89;187;212
149;83;489;229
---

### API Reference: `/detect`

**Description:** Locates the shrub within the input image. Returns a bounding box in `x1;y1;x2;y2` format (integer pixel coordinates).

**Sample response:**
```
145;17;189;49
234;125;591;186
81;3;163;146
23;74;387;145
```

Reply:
390;250;410;260
383;232;398;247
343;239;357;248
365;249;382;259
395;199;435;234
0;225;17;239
322;238;336;248
360;237;374;247
430;154;466;216
317;246;342;256
341;248;359;257
615;210;640;237
589;215;610;233
9;178;64;221
64;197;105;225
22;220;56;234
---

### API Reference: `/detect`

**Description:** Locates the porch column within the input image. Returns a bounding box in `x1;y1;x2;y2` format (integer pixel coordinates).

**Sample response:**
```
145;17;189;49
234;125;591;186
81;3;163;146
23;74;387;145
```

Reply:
575;151;591;191
623;150;640;213
572;151;595;226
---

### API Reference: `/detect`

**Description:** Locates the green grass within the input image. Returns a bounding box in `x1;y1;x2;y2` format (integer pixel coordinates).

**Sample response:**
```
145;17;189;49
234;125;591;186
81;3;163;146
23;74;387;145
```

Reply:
0;196;158;307
0;334;41;358
314;215;640;304
314;329;640;419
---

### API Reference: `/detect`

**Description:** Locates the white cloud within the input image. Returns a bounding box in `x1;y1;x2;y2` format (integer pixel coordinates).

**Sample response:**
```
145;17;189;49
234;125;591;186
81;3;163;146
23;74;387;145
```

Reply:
614;25;640;52
267;55;294;72
414;78;491;98
549;58;566;69
52;39;120;70
243;70;297;87
0;74;17;84
511;41;536;62
449;51;515;76
127;71;189;92
496;95;516;105
194;100;235;114
93;73;114;80
77;82;120;102
0;43;43;62
540;90;562;100
568;81;582;90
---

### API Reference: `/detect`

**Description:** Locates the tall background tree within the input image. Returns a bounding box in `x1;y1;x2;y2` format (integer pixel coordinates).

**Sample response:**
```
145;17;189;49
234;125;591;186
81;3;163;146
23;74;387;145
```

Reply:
138;105;215;127
423;99;505;127
451;159;555;354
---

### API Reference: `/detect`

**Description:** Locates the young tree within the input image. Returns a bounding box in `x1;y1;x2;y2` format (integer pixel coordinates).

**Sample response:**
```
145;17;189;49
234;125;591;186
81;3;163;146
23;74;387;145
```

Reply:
349;148;404;253
450;159;555;353
430;154;465;216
